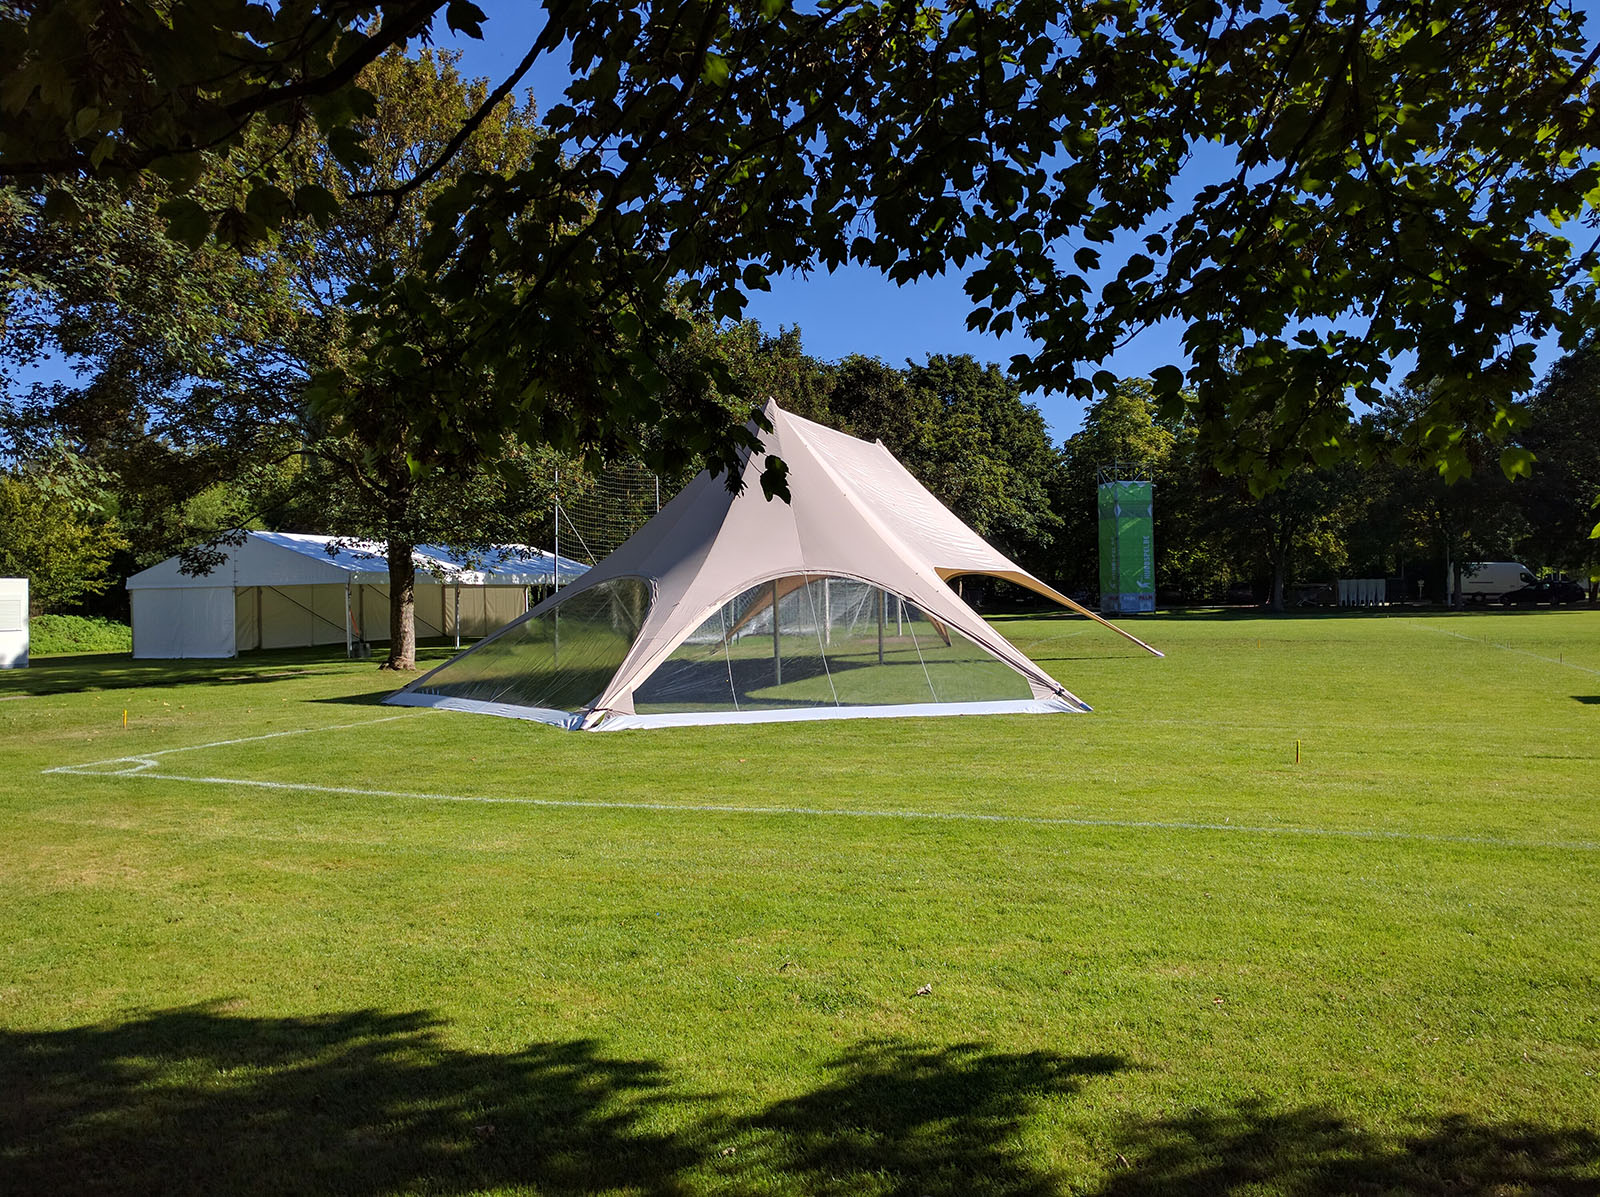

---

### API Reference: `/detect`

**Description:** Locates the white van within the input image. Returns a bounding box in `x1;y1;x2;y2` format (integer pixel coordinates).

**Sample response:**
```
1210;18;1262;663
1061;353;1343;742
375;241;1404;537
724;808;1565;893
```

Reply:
1460;562;1535;604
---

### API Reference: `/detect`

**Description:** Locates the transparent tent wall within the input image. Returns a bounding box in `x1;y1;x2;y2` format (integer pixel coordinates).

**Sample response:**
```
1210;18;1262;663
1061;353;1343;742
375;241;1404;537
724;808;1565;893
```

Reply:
631;575;1028;715
409;576;650;715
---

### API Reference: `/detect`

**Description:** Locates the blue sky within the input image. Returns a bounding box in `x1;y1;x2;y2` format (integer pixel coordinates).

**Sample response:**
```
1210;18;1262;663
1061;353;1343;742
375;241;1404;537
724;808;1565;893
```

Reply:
440;2;1600;440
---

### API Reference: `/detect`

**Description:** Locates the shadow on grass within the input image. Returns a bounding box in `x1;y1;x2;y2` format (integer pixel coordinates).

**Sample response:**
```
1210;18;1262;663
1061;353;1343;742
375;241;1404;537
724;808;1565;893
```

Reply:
0;1007;698;1196
0;646;463;699
724;1039;1123;1194
7;1009;1593;1194
1574;696;1600;705
1092;1099;1600;1195
310;690;398;707
0;1006;1120;1195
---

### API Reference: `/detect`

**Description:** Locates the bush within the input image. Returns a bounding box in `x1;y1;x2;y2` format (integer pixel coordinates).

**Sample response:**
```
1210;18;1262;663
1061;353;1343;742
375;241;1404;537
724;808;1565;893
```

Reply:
28;614;132;655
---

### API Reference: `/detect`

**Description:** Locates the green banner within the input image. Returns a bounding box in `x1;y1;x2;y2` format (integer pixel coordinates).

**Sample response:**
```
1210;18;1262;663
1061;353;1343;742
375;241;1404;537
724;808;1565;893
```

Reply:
1097;480;1155;613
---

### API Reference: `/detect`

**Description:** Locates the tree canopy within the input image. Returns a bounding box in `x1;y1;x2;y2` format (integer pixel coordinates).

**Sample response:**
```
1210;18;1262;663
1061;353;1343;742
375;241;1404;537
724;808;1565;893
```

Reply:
5;0;1598;488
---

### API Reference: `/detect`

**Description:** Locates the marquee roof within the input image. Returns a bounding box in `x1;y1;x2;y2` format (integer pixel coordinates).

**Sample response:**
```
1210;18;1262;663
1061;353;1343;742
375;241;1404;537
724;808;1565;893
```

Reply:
127;532;586;590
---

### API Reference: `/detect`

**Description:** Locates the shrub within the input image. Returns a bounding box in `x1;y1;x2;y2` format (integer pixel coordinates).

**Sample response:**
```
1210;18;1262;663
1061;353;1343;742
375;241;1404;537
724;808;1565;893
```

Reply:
28;614;132;655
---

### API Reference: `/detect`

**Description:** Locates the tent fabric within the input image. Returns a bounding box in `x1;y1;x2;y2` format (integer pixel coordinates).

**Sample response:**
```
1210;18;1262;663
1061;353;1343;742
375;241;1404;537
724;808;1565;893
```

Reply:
128;533;583;659
388;402;1104;730
131;587;235;659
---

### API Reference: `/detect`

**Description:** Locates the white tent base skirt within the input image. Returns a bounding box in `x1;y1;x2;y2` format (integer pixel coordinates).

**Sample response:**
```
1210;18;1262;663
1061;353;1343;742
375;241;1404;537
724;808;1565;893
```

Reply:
385;690;1085;731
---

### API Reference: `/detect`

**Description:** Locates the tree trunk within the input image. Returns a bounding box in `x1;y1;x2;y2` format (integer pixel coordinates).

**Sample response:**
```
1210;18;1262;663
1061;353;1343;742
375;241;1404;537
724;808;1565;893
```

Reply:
1268;520;1292;613
382;538;416;670
1451;557;1464;610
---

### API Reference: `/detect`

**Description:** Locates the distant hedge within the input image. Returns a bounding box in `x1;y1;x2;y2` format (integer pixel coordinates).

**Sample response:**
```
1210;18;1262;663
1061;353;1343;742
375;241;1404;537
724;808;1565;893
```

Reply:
29;614;132;655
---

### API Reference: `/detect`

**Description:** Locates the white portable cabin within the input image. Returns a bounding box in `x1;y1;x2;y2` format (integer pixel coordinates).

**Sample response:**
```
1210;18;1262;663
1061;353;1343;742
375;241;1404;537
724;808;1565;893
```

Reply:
0;577;27;668
127;532;586;659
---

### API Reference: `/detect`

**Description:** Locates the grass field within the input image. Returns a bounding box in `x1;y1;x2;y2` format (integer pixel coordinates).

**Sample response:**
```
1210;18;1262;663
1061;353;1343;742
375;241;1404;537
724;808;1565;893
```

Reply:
2;609;1597;1194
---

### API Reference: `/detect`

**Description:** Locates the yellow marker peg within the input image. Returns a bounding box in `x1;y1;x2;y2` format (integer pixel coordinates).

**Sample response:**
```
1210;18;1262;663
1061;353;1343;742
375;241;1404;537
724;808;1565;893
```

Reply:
122;709;128;730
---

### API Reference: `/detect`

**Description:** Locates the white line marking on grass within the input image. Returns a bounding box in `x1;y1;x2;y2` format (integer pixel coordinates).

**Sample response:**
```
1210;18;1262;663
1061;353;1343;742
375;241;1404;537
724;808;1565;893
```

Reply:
40;715;409;774
1408;622;1600;676
0;694;32;701
56;767;1600;853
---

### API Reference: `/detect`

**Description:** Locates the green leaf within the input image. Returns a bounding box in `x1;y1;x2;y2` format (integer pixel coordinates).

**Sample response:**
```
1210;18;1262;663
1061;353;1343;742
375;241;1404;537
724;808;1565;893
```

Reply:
157;196;212;248
42;188;83;225
446;1;487;37
294;184;341;228
701;52;730;87
1150;364;1184;396
152;152;206;192
244;182;294;230
1498;446;1535;481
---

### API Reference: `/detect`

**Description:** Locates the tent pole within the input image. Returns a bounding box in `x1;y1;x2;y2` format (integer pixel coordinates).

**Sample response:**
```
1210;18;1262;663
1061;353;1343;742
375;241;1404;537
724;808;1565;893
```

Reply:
344;580;353;659
823;577;830;647
553;466;561;593
877;589;885;664
771;579;782;685
453;584;461;648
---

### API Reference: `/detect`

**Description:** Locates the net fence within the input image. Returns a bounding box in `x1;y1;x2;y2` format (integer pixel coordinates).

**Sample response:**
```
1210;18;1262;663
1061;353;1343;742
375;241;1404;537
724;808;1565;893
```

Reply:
555;466;661;570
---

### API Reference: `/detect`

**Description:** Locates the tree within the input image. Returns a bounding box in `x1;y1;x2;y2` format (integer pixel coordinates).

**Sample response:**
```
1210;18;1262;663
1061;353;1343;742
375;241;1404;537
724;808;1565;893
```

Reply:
1515;341;1600;597
1366;388;1527;606
0;466;125;613
282;47;559;668
2;50;566;668
6;1;1597;494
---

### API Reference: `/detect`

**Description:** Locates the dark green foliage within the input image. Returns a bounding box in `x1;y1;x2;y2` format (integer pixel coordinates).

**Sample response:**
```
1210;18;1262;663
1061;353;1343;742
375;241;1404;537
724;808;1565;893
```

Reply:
6;1;1597;484
0;468;126;612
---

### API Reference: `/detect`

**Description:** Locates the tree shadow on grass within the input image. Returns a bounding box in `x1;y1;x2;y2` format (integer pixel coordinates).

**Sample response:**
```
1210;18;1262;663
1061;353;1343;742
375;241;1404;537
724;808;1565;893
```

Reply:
0;1007;1122;1196
1;646;464;699
15;1010;1588;1196
0;652;354;698
1093;1099;1600;1196
723;1039;1125;1195
0;1006;701;1196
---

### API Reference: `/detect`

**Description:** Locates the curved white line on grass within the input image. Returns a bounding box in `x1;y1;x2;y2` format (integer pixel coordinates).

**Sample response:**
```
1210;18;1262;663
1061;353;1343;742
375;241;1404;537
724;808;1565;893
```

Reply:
52;757;161;776
41;715;409;774
1408;621;1600;676
83;768;1600;853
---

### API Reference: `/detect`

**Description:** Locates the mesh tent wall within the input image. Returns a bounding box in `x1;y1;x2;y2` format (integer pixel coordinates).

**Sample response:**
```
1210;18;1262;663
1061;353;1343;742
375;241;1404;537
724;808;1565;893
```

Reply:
127;532;585;659
388;402;1160;729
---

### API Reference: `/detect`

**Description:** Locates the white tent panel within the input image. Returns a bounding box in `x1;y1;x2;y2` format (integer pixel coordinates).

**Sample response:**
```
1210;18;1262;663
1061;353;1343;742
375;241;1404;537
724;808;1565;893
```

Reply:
132;587;234;659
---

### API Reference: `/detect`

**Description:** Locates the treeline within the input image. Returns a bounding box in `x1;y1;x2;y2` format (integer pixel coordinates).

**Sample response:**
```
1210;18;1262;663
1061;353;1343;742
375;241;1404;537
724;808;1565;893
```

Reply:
5;320;1599;626
706;330;1600;610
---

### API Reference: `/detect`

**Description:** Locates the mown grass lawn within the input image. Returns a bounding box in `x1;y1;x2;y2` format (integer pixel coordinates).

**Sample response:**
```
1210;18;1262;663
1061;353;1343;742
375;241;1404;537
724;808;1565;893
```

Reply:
2;608;1597;1195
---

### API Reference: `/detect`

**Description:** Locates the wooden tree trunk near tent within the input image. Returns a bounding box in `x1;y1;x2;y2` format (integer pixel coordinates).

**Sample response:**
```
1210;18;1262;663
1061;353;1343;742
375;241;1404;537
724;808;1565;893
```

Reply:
383;538;417;670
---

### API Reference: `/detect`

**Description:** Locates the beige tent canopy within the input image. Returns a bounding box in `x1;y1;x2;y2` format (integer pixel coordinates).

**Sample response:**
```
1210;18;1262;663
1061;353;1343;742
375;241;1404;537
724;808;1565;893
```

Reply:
387;402;1160;730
